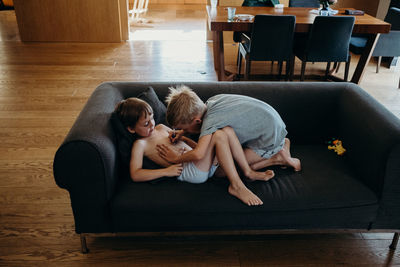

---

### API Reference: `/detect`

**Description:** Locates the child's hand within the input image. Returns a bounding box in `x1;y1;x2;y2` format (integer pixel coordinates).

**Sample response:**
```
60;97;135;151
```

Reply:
169;129;184;144
157;144;184;163
165;163;183;176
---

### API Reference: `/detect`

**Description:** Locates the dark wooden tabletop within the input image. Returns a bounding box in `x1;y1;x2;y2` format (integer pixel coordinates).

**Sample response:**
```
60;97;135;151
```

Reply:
207;6;391;34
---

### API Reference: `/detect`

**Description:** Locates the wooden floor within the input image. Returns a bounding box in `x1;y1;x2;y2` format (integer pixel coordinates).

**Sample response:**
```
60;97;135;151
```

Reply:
1;4;400;266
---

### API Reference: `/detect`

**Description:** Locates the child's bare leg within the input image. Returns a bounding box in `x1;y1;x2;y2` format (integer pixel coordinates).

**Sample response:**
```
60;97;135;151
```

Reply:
245;138;301;171
191;136;216;173
213;130;263;206
221;126;274;181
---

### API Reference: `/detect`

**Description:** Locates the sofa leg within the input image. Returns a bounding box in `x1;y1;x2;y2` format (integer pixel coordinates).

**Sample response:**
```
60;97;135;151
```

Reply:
80;234;89;254
389;232;399;250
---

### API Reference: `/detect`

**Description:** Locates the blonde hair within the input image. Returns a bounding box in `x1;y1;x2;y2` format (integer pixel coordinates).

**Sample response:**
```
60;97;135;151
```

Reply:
114;97;153;128
165;85;205;127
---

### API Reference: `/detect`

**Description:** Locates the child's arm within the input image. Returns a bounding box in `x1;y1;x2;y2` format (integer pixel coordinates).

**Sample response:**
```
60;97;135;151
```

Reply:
164;124;197;151
130;140;183;182
157;134;212;163
181;136;197;149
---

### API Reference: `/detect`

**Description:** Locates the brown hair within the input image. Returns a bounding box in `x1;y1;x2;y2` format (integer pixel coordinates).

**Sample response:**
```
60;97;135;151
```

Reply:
165;85;205;127
114;97;153;128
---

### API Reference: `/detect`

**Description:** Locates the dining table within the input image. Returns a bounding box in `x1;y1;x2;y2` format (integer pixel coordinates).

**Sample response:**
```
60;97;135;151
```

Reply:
207;6;391;83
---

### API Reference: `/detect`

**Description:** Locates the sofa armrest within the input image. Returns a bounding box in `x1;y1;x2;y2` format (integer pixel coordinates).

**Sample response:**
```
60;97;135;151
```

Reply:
337;84;400;225
53;83;124;233
373;144;400;229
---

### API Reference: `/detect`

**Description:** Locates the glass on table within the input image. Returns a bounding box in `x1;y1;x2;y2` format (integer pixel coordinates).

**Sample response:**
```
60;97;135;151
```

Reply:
227;7;236;21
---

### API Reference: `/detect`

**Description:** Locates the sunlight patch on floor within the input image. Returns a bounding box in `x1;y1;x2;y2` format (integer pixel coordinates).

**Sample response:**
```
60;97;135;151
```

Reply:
131;29;206;41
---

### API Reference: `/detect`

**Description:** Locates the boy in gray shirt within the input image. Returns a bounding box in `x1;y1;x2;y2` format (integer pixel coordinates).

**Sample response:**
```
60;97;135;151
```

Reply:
159;85;301;205
164;85;300;170
201;94;289;162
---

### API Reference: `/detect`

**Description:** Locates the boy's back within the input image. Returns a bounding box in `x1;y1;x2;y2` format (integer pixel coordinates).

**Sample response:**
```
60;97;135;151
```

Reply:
200;94;287;156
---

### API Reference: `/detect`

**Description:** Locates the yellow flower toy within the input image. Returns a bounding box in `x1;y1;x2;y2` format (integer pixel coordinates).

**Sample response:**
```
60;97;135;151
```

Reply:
328;139;346;156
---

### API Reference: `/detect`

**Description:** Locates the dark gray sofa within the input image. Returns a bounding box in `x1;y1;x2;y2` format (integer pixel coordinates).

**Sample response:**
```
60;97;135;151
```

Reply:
53;82;400;253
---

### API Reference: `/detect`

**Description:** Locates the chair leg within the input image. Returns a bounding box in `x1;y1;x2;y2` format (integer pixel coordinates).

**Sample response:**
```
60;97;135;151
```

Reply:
390;232;399;250
344;54;351;82
377;56;382;73
278;61;283;80
285;60;290;81
236;45;240;66
335;62;341;73
80;234;89;254
244;58;251;80
237;50;243;77
325;62;331;80
300;61;306;81
333;62;338;73
290;56;295;81
344;61;350;82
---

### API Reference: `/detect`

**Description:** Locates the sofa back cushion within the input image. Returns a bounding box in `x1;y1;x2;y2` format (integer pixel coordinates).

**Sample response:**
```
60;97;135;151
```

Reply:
111;86;166;169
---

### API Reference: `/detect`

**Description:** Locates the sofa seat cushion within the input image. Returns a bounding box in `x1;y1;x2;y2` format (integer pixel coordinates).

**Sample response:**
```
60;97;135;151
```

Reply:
111;145;378;231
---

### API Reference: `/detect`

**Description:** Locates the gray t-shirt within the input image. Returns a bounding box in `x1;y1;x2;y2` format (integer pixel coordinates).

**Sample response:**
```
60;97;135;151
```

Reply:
200;94;287;157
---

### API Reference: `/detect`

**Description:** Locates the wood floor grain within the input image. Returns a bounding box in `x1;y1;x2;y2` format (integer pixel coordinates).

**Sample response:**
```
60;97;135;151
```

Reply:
0;4;399;266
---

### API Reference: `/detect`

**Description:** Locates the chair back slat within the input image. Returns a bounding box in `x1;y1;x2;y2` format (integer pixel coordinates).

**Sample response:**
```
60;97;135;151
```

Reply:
289;0;320;7
242;0;275;7
305;16;355;62
249;15;296;61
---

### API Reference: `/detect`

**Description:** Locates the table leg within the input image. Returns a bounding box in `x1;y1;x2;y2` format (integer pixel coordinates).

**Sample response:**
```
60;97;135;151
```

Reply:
212;31;235;81
212;31;221;71
351;34;380;84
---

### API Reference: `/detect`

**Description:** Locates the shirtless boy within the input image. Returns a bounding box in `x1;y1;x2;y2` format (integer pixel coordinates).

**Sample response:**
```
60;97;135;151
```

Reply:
114;97;274;206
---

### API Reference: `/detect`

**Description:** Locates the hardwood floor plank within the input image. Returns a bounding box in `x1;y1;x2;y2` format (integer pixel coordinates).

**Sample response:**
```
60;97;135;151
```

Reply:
0;203;73;225
238;240;400;265
0;147;58;160
0;110;81;119
0;159;52;173
0;224;76;244
0;128;69;148
0;172;55;188
0;187;69;205
0;118;76;128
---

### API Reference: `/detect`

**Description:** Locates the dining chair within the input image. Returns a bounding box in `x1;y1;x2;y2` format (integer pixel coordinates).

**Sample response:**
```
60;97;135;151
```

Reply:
233;0;278;66
348;7;400;88
289;0;320;8
241;0;279;6
233;0;277;43
237;15;296;80
294;16;355;81
289;0;322;69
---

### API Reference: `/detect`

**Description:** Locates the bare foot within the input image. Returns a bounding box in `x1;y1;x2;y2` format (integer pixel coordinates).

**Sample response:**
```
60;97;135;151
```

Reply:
247;138;301;171
281;138;302;171
228;185;263;206
246;169;275;181
290;158;301;172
